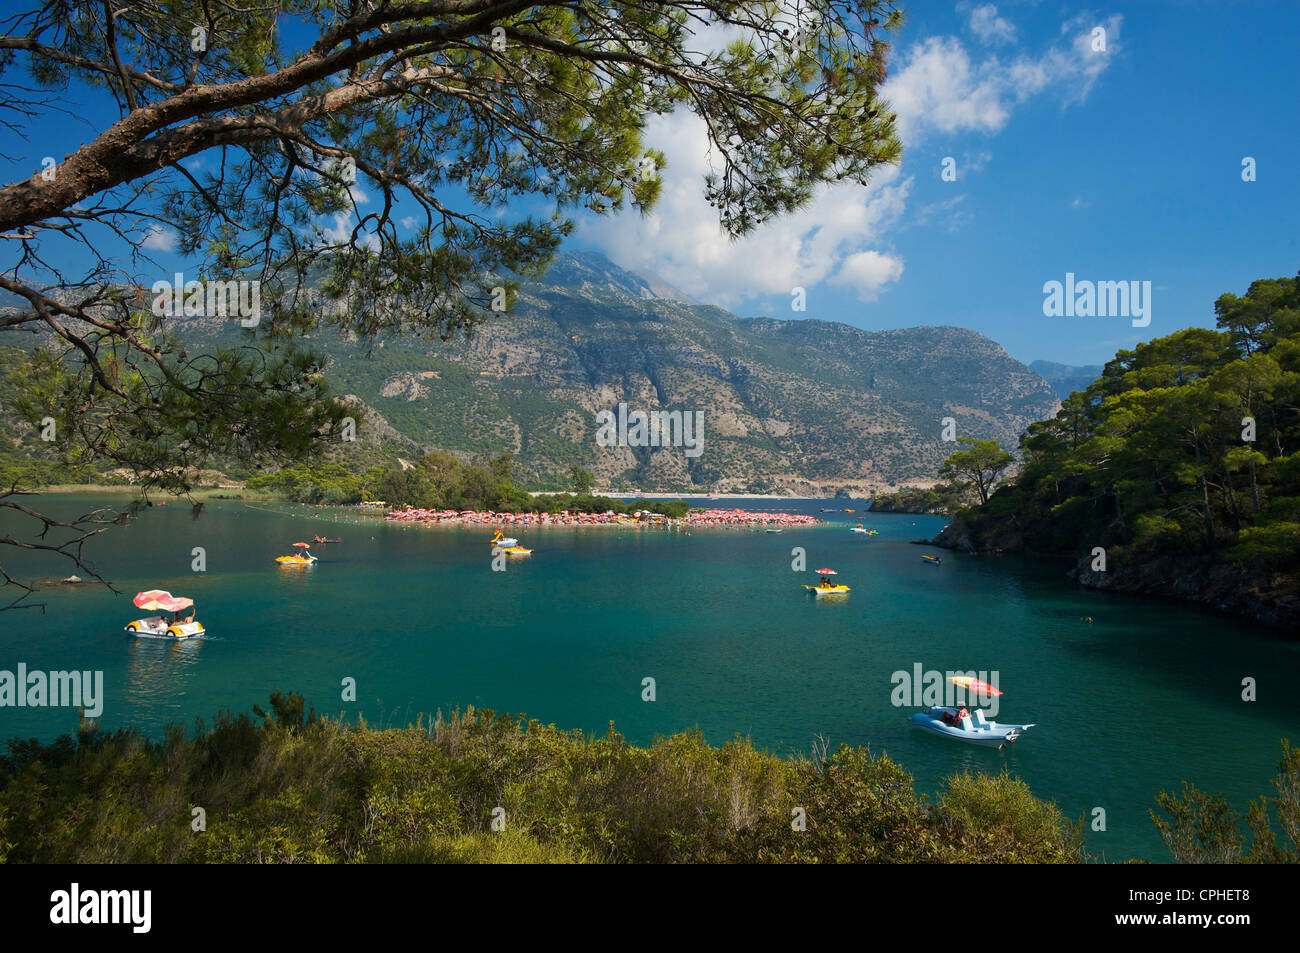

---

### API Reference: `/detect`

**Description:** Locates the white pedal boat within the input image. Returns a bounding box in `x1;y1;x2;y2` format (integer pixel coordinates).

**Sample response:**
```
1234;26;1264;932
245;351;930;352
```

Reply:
125;590;204;639
125;615;205;639
909;707;1034;749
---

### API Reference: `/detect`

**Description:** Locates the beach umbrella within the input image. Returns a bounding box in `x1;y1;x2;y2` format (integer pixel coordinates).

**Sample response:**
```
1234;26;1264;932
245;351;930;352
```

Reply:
948;676;1003;697
292;542;311;548
133;590;193;612
133;589;173;609
814;568;837;575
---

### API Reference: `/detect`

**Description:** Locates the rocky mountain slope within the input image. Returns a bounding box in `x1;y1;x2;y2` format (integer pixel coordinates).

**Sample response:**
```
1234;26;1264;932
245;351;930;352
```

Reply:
2;251;1061;493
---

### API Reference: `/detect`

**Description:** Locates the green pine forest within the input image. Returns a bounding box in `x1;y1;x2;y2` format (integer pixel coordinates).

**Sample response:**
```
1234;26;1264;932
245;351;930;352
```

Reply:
931;273;1300;627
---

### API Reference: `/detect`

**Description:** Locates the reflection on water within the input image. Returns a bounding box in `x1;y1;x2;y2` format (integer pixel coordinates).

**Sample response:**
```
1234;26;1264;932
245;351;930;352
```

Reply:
124;635;205;711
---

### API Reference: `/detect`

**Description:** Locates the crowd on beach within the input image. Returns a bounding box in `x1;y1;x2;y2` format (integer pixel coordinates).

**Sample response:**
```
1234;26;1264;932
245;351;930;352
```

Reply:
381;506;820;528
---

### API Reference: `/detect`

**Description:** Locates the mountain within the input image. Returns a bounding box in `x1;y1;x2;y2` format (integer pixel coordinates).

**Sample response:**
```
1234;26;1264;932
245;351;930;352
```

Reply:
309;251;1060;492
1029;360;1104;400
1;251;1061;493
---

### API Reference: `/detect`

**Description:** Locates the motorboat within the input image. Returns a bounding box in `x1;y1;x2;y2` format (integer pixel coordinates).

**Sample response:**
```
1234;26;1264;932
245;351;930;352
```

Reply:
851;524;867;533
276;542;318;565
921;554;941;564
908;707;1034;749
125;590;204;639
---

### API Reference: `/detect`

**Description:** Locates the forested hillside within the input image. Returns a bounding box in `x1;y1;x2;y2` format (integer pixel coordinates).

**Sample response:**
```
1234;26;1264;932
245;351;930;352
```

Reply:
936;274;1300;627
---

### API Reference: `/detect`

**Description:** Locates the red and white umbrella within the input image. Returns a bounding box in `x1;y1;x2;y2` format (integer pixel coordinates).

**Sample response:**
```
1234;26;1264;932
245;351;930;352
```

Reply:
133;590;193;612
814;568;837;575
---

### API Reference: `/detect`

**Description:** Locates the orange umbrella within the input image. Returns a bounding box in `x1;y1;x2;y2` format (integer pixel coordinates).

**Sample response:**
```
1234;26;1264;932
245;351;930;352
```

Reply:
949;676;1003;697
292;542;311;548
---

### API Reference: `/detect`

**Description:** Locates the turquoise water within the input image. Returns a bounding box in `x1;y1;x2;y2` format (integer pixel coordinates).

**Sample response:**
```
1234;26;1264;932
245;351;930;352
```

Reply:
2;495;1297;861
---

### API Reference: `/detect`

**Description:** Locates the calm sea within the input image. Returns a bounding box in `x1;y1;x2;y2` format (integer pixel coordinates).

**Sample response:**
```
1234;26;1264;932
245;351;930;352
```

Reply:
2;495;1296;861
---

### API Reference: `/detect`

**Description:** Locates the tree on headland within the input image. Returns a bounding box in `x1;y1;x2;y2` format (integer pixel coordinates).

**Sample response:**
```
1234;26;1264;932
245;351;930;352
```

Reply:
938;438;1014;506
0;0;906;606
932;273;1300;623
569;466;595;495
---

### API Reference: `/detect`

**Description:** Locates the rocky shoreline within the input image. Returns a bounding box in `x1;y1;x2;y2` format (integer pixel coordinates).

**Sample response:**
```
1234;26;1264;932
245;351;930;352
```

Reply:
867;499;952;516
930;525;1299;632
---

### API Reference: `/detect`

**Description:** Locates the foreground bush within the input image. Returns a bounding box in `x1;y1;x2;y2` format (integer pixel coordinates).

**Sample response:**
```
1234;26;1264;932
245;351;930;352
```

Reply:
0;693;1086;864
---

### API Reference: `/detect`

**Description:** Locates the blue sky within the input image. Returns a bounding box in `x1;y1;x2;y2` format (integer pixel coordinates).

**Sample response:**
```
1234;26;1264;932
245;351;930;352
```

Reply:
570;2;1300;366
4;2;1297;368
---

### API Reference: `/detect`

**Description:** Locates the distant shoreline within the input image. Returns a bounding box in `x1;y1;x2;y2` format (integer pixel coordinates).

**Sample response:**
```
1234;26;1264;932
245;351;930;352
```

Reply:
539;491;854;501
26;485;851;503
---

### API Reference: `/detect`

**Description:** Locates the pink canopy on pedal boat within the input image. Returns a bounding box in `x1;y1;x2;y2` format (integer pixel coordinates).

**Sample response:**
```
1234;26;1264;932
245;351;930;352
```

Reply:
133;590;194;612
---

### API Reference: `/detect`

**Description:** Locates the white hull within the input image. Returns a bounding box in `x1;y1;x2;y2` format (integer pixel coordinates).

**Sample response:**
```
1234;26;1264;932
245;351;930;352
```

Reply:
126;617;204;639
909;707;1034;749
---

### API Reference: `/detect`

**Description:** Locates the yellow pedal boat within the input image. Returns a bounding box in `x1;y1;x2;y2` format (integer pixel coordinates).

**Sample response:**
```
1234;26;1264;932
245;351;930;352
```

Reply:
805;569;848;595
276;542;318;565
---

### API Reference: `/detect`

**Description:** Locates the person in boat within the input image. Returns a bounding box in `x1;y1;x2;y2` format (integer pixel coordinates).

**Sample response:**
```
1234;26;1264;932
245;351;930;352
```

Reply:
957;706;969;724
183;608;195;624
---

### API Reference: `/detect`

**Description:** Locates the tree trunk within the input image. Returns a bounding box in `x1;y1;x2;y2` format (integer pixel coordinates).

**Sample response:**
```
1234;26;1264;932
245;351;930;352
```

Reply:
1222;472;1241;531
1200;474;1217;556
1249;459;1261;515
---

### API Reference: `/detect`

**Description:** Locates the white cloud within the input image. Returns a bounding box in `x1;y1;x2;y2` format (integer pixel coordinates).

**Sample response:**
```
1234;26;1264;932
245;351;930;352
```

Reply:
969;4;1017;45
141;225;177;252
315;183;380;250
577;14;1120;312
914;194;971;233
831;250;905;300
580;110;912;309
882;14;1122;142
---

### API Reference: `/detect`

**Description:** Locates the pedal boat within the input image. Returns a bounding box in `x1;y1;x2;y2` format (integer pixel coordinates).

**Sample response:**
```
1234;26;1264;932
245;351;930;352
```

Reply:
276;542;318;565
492;544;532;555
125;590;204;639
851;525;867;533
909;707;1034;749
804;569;849;595
126;616;205;639
490;530;519;548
